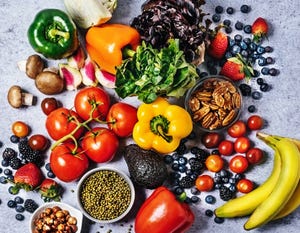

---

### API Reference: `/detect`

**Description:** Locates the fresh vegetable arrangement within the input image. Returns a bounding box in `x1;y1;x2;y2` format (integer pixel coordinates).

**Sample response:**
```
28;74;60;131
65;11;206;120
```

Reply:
1;1;299;233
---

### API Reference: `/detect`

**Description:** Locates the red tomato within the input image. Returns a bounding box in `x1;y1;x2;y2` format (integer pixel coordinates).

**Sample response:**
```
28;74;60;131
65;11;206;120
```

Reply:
106;102;138;138
195;174;214;192
246;147;264;164
236;178;254;193
227;120;247;138
218;140;234;156
74;86;110;121
28;134;48;151
205;154;224;172
12;121;30;138
50;142;89;182
247;115;264;130
81;127;119;163
45;107;84;141
229;155;249;173
202;132;222;148
234;136;251;153
41;97;59;115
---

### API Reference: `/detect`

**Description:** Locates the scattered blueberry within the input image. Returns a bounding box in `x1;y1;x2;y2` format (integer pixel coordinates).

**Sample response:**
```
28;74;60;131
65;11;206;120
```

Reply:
215;5;224;14
205;195;216;204
10;135;19;143
239;83;252;96
0;167;2;174
266;57;274;64
252;69;260;77
0;176;7;184
15;205;25;213
240;4;251;13
15;214;25;221
214;216;225;224
14;196;24;204
243;37;251;44
252;91;262;100
174;186;184;195
7;200;17;208
248;105;256;113
257;45;266;54
261;67;270;75
3;168;12;176
1;159;9;167
212;14;221;23
235;21;244;30
226;7;234;14
205;209;214;217
234;34;243;42
260;83;270;92
256;78;264;85
223;19;231;26
191;195;200;203
225;26;233;34
257;57;266;66
269;68;278;76
243;25;252;34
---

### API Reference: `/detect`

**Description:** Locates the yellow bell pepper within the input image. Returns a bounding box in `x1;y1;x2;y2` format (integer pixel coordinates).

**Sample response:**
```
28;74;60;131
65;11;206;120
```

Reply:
133;97;193;154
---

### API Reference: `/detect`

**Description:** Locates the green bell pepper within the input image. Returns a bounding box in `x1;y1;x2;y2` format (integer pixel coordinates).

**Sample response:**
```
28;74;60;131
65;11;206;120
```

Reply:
27;9;79;59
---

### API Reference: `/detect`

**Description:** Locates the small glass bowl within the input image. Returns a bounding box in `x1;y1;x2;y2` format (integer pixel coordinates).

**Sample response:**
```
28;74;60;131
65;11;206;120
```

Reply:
185;75;242;132
76;167;135;224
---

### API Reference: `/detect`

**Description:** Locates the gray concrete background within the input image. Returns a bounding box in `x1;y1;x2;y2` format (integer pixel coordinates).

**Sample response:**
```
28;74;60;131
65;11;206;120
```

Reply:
0;0;300;232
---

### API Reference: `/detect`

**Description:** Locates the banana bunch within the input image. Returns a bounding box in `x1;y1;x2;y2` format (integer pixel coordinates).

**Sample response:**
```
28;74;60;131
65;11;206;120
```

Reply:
215;132;300;230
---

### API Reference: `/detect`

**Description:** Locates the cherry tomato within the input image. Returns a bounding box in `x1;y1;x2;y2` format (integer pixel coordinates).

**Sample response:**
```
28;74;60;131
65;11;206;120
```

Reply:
246;147;264;164
81;127;119;163
195;174;214;192
106;102;138;138
11;121;30;138
45;107;84;141
205;154;224;172
229;155;249;173
234;136;251;153
202;132;222;149
74;86;110;121
218;140;234;156
28;134;48;151
41;97;59;115
247;115;264;130
227;120;247;138
236;178;254;193
50;142;89;182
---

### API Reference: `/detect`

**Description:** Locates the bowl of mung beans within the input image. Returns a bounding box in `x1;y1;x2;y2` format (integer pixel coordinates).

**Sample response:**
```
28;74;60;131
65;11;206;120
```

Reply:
76;167;135;224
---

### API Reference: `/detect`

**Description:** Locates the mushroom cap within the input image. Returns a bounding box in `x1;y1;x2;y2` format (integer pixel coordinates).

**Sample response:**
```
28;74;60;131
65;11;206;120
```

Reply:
7;85;22;108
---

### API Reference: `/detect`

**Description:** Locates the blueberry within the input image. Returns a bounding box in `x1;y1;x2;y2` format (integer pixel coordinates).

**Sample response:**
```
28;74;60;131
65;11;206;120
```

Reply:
14;196;24;204
229;38;236;47
243;37;252;44
15;214;25;221
265;46;273;52
0;176;7;184
252;69;260;77
223;19;231;26
234;173;245;180
248;105;256;113
7;200;17;208
261;67;270;75
240;50;249;58
225;26;232;34
225;51;233;59
191;195;200;203
256;78;264;85
1;159;9;167
215;5;224;14
239;41;248;50
205;195;216;204
45;162;51;171
226;7;234;14
243;25;252;34
0;168;2;174
178;165;187;173
178;157;188;165
10;135;19;143
240;4;251;13
257;46;265;54
266;57;274;64
212;14;221;22
239;83;251;96
231;45;241;55
269;68;278;76
252;91;262;100
234;34;243;42
205;209;214;217
199;71;208;78
257;57;266;66
174;186;184;195
249;42;257;51
15;205;25;213
211;149;220;155
229;185;237;192
3;168;12;176
171;163;180;171
164;154;173;164
260;83;270;92
235;21;244;30
191;187;200;195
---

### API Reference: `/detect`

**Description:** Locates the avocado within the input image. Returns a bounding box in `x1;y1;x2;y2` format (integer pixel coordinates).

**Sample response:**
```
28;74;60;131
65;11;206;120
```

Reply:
123;144;168;189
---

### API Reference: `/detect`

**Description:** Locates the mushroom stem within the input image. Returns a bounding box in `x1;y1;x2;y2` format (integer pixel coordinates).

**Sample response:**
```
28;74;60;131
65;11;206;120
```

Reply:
22;92;34;106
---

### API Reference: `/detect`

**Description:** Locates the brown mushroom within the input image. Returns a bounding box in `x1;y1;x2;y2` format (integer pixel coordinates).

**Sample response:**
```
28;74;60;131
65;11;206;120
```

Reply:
35;71;65;95
7;85;34;108
26;54;45;79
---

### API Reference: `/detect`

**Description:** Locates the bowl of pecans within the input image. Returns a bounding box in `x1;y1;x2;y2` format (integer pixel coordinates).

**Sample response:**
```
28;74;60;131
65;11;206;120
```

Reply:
76;166;135;224
185;75;242;132
30;202;83;233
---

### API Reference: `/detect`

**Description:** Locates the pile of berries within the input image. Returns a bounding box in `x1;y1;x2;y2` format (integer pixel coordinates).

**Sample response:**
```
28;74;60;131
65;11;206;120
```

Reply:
7;196;39;221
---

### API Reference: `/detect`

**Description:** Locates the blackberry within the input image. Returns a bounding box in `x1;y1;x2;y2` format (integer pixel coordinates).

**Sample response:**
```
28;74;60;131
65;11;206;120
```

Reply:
219;186;235;201
9;156;22;170
189;158;204;173
18;139;32;156
2;148;17;160
18;139;42;165
179;176;195;189
24;199;38;213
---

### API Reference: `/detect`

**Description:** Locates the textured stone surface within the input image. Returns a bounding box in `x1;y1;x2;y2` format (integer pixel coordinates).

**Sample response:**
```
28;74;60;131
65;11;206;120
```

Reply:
0;0;300;233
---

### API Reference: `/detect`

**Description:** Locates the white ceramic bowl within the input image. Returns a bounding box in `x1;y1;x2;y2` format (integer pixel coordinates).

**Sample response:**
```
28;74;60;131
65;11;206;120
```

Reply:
76;166;135;224
29;202;83;233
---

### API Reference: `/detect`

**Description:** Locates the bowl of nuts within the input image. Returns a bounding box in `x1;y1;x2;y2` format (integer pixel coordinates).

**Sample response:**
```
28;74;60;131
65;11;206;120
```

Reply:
185;75;242;132
76;166;135;224
30;202;83;233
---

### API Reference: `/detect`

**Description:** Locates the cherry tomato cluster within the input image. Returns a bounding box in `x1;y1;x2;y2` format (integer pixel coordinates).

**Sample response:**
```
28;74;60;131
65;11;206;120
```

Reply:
198;115;264;194
43;86;138;182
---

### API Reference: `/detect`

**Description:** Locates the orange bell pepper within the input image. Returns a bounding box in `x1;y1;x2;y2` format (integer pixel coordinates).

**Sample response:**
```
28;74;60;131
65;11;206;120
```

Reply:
85;24;140;75
135;186;195;233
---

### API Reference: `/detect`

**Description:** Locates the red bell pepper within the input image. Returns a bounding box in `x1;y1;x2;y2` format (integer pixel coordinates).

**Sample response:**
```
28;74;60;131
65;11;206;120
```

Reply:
135;186;195;233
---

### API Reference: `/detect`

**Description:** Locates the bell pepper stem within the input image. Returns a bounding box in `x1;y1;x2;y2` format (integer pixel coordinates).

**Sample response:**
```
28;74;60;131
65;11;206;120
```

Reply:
48;28;70;40
150;115;173;143
122;46;135;59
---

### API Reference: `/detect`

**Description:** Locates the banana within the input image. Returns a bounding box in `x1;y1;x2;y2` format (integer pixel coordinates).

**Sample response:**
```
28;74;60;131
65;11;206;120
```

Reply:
244;136;300;230
273;180;300;220
214;146;281;218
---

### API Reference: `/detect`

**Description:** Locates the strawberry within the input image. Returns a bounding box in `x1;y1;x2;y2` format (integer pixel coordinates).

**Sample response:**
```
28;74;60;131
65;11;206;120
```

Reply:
13;162;43;192
220;54;254;81
39;178;61;202
208;31;228;59
252;17;268;43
